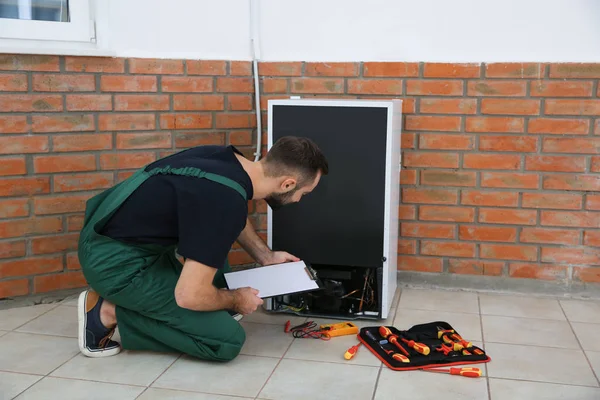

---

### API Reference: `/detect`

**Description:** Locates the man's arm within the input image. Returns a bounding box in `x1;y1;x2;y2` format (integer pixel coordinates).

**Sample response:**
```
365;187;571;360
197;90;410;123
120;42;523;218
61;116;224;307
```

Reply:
236;217;300;265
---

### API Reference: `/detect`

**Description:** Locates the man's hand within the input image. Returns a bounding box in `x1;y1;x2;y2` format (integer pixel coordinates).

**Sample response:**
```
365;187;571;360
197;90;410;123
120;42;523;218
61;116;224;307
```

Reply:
262;251;300;266
232;287;263;315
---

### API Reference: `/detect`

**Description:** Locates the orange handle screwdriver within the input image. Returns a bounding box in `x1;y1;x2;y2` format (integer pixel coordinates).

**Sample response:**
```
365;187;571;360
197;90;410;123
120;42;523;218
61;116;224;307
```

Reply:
378;327;410;357
472;348;484;355
385;349;409;363
344;342;362;360
423;367;482;378
401;337;430;355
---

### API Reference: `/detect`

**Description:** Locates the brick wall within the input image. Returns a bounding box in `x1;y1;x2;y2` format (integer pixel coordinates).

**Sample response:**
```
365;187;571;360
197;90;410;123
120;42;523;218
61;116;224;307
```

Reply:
0;54;598;298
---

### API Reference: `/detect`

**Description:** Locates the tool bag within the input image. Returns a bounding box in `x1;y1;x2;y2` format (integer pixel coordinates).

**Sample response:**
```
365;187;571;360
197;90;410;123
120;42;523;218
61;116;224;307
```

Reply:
358;321;491;371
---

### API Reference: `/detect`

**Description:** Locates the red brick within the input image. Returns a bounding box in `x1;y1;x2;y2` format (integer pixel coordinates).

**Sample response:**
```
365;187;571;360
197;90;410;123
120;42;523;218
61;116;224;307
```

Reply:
399;205;416;220
584;230;600;247
0;116;29;134
482;172;539;189
400;169;417;185
482;244;537;261
479;135;537;152
33;154;95;173
262;78;288;93
0;199;29;218
31;233;79;255
461;190;519;207
230;61;252;76
186;60;227;75
67;215;84;232
160;113;212;129
464;154;520;170
0;157;26;176
419;206;475;222
174;132;226;148
549;63;600;78
348;79;402;95
216;114;256;129
228;250;254;266
401;98;417;114
32;115;94;133
116;132;171;150
363;62;419;77
420;98;477;114
531;81;593;97
0;217;62;239
481;99;540;115
528;118;590;135
421;170;476;187
34;194;93;215
116;171;136;183
52;134;112;152
129;58;183;74
449;259;504;276
402;188;458;204
0;255;63;278
541;211;600;228
587;195;600;211
543;174;600;191
485;63;544;78
419;134;474;150
459;225;517;242
466;117;524;133
479;208;537;225
161;76;213;93
100;152;156;170
67;252;81;270
397;256;443;273
592;157;600;172
402;133;416;149
0;55;59;71
99;113;155;131
401;222;455;239
65;56;124;73
173;95;224;111
227;95;253;111
0;94;62;112
521;227;580;245
0;279;29;297
406;116;462;132
216;77;253;93
573;267;600;283
100;76;157;92
0;177;49;197
526;156;586;173
406;80;462;96
114;95;169;111
0;73;27;91
0;240;26;259
509;263;567;281
305;62;359;76
545;100;600;116
421;241;476;258
403;152;459;168
33;270;87;293
258;62;302;76
398;239;417;255
596;120;600;135
522;193;583;210
33;74;95;92
467;81;526;96
542;138;600;154
230;130;253;146
542;247;600;265
66;95;112;111
423;63;480;78
54;172;114;192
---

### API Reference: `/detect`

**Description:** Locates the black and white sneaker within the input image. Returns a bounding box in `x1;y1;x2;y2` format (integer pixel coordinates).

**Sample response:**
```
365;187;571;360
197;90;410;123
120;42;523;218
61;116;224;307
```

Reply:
77;289;121;358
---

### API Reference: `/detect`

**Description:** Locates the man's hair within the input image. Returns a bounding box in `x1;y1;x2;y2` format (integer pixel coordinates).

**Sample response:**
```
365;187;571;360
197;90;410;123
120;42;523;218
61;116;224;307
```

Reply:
264;136;329;187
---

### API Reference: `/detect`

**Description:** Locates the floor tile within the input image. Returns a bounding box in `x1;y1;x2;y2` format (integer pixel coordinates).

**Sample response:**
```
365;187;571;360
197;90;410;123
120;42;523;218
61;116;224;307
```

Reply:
375;367;489;400
0;330;8;338
0;304;56;331
486;342;598;387
153;355;278;398
482;315;579;349
242;306;306;326
239;322;294;358
399;289;479;313
586;350;600;378
139;388;253;399
394;308;483;341
60;295;78;307
489;378;600;400
16;306;77;338
0;371;43;400
259;359;378;400
572;322;600;352
0;332;78;375
15;377;144;400
51;351;179;386
284;333;381;367
561;300;600;324
480;294;564;320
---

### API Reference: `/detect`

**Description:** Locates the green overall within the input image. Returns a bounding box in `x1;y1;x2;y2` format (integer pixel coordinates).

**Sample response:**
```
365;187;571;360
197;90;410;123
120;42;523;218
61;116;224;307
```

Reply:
78;164;247;362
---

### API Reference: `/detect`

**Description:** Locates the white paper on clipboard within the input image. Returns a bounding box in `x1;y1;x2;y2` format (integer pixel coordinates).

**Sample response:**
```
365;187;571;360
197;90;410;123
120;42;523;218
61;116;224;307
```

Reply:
224;261;320;298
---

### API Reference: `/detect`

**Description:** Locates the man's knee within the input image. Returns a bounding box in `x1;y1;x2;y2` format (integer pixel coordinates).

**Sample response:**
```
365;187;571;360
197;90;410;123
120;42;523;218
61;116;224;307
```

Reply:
187;318;246;362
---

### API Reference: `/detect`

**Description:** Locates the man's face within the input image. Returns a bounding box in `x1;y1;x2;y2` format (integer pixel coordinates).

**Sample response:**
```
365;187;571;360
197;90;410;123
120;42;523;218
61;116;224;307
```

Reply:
265;172;322;211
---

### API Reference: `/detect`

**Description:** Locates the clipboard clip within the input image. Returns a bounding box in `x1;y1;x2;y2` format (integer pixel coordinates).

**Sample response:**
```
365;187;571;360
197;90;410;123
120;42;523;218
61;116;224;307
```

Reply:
304;264;318;281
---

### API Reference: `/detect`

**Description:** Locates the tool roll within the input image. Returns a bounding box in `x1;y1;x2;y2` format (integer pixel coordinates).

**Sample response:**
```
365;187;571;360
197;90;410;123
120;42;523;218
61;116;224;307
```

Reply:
358;321;491;371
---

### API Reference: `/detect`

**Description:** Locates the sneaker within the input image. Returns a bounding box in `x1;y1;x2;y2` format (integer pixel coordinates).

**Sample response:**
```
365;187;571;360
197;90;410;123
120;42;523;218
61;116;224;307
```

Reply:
77;289;121;358
228;310;243;322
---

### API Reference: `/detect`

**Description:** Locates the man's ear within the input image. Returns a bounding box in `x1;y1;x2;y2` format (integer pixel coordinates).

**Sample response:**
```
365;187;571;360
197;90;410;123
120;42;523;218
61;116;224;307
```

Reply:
281;177;297;192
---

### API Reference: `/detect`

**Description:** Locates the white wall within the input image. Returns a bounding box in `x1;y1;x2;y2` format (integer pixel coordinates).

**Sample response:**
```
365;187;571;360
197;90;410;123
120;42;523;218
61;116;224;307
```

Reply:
1;0;600;62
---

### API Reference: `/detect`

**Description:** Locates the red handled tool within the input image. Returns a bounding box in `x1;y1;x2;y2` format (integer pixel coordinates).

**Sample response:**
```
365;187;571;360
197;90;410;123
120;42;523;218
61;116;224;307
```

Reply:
385;349;409;363
378;326;410;357
344;342;362;360
422;367;482;378
400;337;430;355
435;343;455;356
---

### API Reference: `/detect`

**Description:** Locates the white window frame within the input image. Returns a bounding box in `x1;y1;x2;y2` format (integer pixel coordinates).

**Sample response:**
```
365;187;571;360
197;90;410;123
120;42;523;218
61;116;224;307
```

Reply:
0;0;94;43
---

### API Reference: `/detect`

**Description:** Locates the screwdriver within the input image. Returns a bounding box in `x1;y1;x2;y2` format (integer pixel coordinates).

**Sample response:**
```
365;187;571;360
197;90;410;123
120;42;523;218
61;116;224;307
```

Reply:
385;349;409;363
423;367;482;378
344;342;362;360
378;327;410;357
400;337;430;355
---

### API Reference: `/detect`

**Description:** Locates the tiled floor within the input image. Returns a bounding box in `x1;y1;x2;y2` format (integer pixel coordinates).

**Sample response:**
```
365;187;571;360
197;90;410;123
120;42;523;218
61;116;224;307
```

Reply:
1;288;600;399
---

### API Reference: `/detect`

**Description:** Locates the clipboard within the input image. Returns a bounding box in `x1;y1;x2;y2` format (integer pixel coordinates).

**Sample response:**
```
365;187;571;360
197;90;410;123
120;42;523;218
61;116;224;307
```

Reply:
224;260;323;298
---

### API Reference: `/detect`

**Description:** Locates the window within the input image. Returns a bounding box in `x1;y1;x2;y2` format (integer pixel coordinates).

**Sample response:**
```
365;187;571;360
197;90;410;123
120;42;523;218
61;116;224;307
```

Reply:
0;0;94;43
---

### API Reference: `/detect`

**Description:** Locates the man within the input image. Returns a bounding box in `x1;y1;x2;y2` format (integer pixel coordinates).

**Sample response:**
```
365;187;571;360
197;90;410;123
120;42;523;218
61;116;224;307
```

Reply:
76;136;328;362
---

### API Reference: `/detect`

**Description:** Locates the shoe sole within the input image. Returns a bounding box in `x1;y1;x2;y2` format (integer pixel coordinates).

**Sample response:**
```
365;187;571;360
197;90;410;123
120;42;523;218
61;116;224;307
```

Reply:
77;290;121;358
